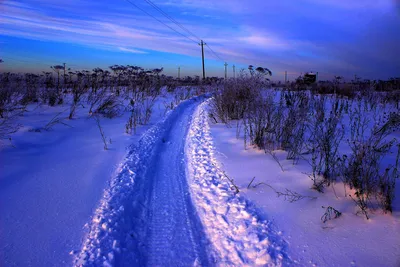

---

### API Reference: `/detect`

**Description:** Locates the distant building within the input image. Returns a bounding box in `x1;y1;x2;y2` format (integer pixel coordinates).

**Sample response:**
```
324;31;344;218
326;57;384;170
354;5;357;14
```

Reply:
303;72;317;85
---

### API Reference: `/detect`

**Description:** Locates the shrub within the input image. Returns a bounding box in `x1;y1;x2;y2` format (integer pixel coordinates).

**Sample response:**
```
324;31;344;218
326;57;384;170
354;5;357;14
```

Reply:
212;76;262;122
93;94;123;119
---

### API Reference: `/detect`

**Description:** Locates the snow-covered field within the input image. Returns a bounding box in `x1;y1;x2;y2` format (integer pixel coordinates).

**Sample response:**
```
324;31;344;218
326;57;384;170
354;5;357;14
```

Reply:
206;91;400;266
1;87;400;266
210;121;400;267
0;89;189;266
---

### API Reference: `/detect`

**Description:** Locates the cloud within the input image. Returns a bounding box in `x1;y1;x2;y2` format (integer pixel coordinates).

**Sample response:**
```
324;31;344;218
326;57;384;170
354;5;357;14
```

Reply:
305;0;393;10
118;47;148;54
238;35;290;50
0;2;196;55
1;0;399;79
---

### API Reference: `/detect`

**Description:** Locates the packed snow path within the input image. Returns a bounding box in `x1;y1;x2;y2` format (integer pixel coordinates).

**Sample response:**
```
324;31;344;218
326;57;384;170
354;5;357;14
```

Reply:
76;96;288;266
76;96;212;266
130;95;210;266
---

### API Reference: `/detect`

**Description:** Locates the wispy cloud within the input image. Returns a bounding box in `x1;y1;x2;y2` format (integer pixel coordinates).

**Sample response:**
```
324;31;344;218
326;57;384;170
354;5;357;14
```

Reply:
306;0;393;10
0;2;196;55
238;35;290;50
1;0;399;79
118;47;148;54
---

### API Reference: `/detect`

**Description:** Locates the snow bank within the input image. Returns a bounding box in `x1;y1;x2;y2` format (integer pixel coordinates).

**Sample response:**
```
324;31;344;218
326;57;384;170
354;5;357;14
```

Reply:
185;99;291;266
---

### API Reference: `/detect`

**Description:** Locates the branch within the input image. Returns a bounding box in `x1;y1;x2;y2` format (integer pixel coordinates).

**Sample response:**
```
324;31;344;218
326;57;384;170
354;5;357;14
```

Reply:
211;162;239;194
321;206;342;223
248;178;317;203
93;114;109;150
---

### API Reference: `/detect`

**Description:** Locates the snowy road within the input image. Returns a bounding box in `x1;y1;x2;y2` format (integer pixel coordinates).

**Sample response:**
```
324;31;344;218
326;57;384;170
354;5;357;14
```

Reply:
76;96;213;266
142;103;210;265
129;95;211;266
77;96;288;266
1;94;288;266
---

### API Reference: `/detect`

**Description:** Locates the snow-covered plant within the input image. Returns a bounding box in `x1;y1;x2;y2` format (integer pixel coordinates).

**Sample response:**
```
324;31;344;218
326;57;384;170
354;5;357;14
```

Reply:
43;109;71;131
282;91;309;163
125;101;138;134
279;92;307;138
0;84;23;119
50;65;66;100
173;87;193;105
321;206;342;223
163;101;175;116
21;73;40;104
93;94;123;119
377;165;397;213
69;73;89;119
306;95;345;190
243;93;275;149
309;147;325;192
30;109;70;132
344;111;400;217
125;96;156;134
313;99;344;185
211;73;262;123
88;87;107;115
142;96;156;124
0;79;25;145
40;72;58;106
93;114;110;150
269;92;285;149
248;179;317;202
0;111;21;146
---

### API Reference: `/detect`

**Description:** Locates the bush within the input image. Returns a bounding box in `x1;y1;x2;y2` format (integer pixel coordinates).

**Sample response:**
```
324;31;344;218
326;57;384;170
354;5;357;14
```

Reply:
212;76;262;123
125;96;156;134
93;94;124;119
212;77;400;217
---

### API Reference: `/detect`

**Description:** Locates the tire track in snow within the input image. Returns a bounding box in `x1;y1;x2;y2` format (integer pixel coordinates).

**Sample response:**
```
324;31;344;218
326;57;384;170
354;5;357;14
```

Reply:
75;96;212;266
185;99;291;266
142;97;211;266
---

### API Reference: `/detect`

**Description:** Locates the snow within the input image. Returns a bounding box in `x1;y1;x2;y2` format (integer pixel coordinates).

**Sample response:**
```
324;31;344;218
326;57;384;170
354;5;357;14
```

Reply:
186;99;290;266
75;95;212;266
0;90;180;266
207;98;400;266
2;88;399;267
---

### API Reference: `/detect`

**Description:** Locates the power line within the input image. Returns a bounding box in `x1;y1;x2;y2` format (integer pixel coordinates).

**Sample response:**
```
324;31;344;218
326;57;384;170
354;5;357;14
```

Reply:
123;0;231;78
141;0;202;42
133;0;227;64
123;0;198;44
205;43;224;62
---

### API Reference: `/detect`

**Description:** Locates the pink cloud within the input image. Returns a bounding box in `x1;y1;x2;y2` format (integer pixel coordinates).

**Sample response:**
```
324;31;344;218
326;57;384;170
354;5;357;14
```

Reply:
118;47;148;54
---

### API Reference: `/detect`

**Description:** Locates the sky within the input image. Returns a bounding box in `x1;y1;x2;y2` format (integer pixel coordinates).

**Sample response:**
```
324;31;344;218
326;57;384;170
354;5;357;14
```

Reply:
0;0;399;81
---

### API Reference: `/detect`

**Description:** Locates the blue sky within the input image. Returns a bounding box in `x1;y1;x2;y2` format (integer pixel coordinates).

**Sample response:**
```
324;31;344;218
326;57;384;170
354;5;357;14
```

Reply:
0;0;399;81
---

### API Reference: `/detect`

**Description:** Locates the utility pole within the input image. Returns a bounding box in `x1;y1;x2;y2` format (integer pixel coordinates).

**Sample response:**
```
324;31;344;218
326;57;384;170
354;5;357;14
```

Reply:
285;71;287;84
63;63;66;84
178;66;180;79
224;62;228;80
233;65;236;79
199;40;206;80
316;71;319;82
